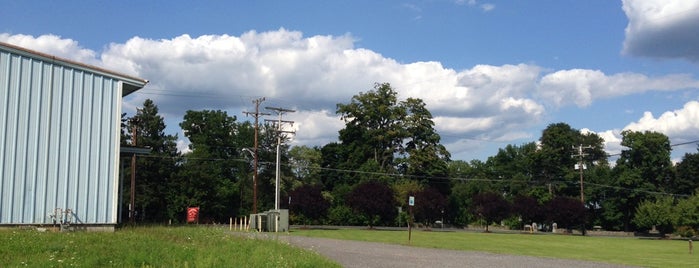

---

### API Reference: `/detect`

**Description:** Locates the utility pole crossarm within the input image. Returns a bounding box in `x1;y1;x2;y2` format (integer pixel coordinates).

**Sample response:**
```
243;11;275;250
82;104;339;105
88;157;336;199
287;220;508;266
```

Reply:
264;119;295;124
265;107;296;113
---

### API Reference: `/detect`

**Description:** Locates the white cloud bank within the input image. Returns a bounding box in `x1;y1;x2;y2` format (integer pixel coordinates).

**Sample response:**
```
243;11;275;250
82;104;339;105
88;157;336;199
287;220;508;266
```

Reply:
591;101;699;163
2;30;698;160
625;101;699;140
622;0;699;62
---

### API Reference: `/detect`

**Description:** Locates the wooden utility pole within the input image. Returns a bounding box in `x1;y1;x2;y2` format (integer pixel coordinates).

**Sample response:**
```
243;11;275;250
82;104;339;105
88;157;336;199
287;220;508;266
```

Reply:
265;106;295;210
243;98;269;214
129;114;140;224
572;144;593;203
573;144;592;236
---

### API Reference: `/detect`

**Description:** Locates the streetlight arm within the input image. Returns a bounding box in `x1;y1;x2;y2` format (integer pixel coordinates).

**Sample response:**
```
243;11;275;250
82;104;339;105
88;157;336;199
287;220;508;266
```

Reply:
242;148;255;158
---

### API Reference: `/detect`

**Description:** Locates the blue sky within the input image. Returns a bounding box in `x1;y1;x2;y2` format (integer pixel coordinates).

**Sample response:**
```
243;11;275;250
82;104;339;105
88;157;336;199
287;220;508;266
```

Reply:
2;0;699;162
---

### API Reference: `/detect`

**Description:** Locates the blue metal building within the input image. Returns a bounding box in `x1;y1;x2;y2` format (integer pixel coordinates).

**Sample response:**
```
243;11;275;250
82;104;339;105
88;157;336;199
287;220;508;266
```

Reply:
0;42;147;229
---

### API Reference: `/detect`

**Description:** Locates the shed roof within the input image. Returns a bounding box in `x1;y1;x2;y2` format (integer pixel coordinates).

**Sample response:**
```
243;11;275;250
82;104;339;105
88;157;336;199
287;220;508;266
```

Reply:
0;41;148;96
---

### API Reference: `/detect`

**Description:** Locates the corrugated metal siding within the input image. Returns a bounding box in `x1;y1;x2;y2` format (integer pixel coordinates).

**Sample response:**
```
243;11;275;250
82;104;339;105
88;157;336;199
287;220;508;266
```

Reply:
0;48;123;224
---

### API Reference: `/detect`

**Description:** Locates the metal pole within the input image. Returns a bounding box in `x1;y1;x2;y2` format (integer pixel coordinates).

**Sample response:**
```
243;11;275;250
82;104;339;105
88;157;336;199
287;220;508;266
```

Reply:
275;131;281;210
253;120;259;214
265;106;295;211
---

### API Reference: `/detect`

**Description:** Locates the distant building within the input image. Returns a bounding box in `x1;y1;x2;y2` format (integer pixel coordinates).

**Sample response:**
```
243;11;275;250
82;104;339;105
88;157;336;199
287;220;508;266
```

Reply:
0;42;147;230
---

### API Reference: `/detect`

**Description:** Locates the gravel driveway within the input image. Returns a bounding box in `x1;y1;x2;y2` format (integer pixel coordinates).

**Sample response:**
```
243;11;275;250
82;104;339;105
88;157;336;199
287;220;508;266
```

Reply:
281;235;637;268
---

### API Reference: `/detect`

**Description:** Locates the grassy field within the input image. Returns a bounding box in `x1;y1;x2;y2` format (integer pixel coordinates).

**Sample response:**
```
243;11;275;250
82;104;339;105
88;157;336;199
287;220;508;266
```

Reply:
291;228;698;267
0;226;339;267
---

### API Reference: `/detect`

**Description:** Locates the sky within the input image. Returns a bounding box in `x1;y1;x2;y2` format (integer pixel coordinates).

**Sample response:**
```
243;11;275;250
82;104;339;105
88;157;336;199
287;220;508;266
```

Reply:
2;0;699;162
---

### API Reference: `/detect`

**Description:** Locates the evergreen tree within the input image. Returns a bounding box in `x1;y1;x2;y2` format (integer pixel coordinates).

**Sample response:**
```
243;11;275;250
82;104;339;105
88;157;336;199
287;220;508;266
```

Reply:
171;110;245;222
124;99;179;223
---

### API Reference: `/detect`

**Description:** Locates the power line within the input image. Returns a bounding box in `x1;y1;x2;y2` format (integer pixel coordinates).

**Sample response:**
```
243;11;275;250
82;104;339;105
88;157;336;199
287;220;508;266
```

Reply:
606;139;699;158
134;152;692;198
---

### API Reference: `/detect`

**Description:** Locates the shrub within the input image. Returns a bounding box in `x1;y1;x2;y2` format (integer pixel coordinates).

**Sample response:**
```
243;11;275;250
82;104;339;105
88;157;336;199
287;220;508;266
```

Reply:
675;226;696;238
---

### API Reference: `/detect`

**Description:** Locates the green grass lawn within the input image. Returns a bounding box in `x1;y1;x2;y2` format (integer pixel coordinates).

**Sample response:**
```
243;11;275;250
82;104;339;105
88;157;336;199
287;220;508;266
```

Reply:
0;226;339;267
291;228;698;267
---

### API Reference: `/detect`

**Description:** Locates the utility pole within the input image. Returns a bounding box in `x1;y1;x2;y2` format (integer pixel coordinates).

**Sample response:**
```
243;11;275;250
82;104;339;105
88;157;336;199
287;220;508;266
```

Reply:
243;97;269;214
265;106;295;210
572;144;593;203
129;110;141;224
573;144;592;236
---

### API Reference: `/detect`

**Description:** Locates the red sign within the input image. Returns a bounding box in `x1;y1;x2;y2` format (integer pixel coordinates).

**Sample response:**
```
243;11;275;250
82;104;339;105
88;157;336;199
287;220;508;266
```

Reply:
187;207;199;223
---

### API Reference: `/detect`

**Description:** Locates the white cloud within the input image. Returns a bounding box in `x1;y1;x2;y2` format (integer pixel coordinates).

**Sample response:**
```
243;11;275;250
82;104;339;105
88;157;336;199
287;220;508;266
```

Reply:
592;101;699;163
480;4;496;12
176;138;192;154
622;0;699;61
454;0;495;12
590;129;624;158
0;33;99;65
288;110;345;146
539;69;699;107
624;101;699;140
3;31;698;159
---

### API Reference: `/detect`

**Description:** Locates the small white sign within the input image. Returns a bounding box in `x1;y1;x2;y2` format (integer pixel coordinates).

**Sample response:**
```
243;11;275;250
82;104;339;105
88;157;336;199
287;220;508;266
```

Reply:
409;196;415;206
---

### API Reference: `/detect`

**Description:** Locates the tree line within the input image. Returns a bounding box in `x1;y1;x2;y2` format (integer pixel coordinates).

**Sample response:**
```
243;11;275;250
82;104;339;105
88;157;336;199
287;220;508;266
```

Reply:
122;83;699;236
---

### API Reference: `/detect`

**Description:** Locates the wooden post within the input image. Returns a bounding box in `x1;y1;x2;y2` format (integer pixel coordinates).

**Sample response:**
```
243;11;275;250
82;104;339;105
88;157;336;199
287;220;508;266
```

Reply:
690;239;693;254
408;195;414;245
408;205;413;245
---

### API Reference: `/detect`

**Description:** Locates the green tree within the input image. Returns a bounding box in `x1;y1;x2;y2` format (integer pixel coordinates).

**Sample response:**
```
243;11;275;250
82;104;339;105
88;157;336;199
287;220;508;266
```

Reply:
617;130;673;191
392;179;423;227
609;130;673;231
256;123;294;211
674;193;699;236
289;145;322;186
393;179;423;208
448;160;495;226
486;142;537;198
318;142;350;191
233;121;255;215
399;97;451;194
533;123;579;196
170;110;245;222
120;113;130;145
129;99;179;222
336;83;449;186
532;123;606;199
632;196;675;235
337;82;405;172
674;151;699;195
583;161;614;229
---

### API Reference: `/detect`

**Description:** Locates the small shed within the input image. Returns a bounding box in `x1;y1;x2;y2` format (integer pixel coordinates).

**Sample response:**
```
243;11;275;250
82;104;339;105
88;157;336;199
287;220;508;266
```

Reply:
0;42;148;230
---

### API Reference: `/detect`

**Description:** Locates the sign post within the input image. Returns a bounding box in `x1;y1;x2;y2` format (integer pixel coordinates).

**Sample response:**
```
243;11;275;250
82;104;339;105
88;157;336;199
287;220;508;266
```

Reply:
408;196;415;244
